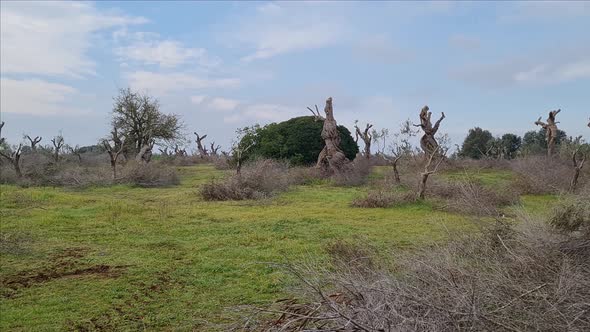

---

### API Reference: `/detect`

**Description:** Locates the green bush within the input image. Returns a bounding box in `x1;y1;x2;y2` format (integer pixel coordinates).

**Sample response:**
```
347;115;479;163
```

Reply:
239;116;358;165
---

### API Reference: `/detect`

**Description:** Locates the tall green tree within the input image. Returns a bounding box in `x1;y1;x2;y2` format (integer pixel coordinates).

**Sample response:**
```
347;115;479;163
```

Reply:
459;127;494;159
521;128;567;156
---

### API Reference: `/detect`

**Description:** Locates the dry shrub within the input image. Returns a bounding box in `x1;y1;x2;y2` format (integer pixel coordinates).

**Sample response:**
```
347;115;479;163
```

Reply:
351;190;416;208
211;155;231;170
511;156;573;194
120;162;179;187
400;173;519;217
252;213;590;332
550;194;590;234
440;179;520;217
200;159;292;201
332;156;372;186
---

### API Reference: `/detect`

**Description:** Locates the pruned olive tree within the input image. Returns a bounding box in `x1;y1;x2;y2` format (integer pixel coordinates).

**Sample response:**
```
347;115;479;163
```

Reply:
194;133;208;157
51;134;65;162
355;121;373;159
24;135;42;151
0;123;23;178
102;127;125;180
310;97;350;174
415;105;445;156
534;109;561;157
111;88;183;163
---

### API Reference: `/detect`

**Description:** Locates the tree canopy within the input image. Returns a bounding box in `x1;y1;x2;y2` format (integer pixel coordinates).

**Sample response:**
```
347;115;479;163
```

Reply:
238;116;358;165
111;88;183;158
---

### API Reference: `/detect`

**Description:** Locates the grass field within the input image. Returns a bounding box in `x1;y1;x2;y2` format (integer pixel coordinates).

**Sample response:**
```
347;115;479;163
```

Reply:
0;164;555;330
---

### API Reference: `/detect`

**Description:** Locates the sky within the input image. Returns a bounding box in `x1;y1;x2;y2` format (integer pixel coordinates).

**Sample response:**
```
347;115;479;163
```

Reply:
1;1;589;152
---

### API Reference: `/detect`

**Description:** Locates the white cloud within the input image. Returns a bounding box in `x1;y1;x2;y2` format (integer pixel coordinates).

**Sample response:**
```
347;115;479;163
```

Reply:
115;36;220;68
223;103;301;124
207;97;240;111
451;57;590;88
0;1;146;77
125;71;240;95
1;78;84;116
190;95;207;105
234;2;346;61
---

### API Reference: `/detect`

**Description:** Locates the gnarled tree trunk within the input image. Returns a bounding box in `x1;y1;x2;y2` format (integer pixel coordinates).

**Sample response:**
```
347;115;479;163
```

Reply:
416;106;445;156
355;123;373;159
569;147;586;193
194;133;208;158
315;97;350;174
534;109;561;157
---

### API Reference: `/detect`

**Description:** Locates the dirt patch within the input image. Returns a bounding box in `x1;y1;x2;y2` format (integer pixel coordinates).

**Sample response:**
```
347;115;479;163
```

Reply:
1;247;127;299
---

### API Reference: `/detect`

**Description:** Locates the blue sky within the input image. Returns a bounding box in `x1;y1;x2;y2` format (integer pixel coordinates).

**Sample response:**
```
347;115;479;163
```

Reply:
1;1;589;152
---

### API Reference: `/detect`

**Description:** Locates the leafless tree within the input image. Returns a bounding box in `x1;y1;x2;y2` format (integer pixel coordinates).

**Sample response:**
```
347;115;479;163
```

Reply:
51;135;65;162
417;146;445;199
383;120;418;184
0;123;23;178
173;144;186;157
307;104;324;121
535;109;561;157
569;146;586;193
414;105;445;156
209;142;221;156
159;147;170;157
194;132;209;157
355;121;373;159
0;144;23;178
68;145;83;164
102;127;125;180
314;97;350;173
24;135;42;151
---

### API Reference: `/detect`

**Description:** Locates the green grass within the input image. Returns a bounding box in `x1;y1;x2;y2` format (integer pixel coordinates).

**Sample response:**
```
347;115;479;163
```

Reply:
0;164;550;330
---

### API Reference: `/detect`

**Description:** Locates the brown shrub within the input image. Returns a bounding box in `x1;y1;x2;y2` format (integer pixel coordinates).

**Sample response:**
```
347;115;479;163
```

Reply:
254;213;590;332
351;190;416;208
200;159;292;201
440;179;520;217
120;162;179;187
332;156;372;186
510;156;573;194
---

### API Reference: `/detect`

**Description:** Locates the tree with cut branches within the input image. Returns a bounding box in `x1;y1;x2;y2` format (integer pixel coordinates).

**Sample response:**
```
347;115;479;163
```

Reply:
415;105;445;156
24;134;42;151
0;123;23;178
102;127;125;180
51;134;65;162
313;97;350;173
68;145;83;164
194;132;208;157
355;121;373;159
417;146;445;199
209;142;220;156
534;109;561;157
